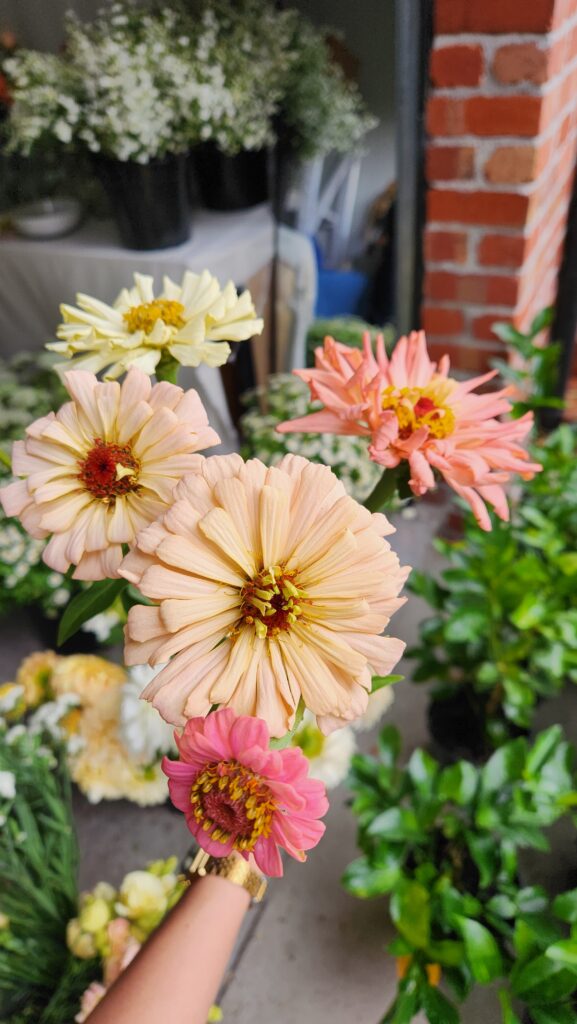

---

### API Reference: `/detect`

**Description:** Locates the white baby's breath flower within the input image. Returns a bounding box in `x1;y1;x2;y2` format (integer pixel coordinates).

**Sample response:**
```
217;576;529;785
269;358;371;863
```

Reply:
0;771;16;799
0;685;24;714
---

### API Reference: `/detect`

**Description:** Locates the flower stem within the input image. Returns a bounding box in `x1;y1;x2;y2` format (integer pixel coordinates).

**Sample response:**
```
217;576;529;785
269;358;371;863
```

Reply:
155;355;180;385
363;468;399;512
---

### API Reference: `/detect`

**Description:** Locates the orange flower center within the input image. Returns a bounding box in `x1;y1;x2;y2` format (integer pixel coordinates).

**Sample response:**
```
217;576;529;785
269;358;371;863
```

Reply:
240;565;308;639
123;299;185;335
78;439;140;501
381;384;456;440
190;760;276;851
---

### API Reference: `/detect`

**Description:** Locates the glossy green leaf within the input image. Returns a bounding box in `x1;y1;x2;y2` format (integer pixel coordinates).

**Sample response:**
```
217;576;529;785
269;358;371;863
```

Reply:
510;593;548;630
421;985;460;1024
342;856;400;898
553;889;577;924
390;880;431;950
512;955;577;1003
57;577;128;646
444;609;489;644
526;727;562;777
366;807;420;841
439;762;478;806
481;739;526;793
546;940;577;968
530;1006;577;1024
456;917;503;982
498;989;522;1024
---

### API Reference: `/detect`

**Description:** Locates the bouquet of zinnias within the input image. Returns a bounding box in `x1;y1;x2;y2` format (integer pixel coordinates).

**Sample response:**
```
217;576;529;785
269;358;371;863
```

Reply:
0;265;541;878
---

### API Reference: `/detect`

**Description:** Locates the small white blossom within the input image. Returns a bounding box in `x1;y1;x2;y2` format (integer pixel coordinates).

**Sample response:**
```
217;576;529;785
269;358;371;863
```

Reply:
0;771;16;799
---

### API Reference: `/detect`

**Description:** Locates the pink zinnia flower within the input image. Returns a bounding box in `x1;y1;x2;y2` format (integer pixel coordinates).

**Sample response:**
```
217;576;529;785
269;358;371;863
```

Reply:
120;453;408;736
162;708;328;877
277;332;542;530
0;368;219;579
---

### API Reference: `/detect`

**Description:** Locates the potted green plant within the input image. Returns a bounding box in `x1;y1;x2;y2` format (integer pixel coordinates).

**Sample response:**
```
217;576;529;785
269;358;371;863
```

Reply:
408;421;577;760
343;724;577;1023
5;2;231;248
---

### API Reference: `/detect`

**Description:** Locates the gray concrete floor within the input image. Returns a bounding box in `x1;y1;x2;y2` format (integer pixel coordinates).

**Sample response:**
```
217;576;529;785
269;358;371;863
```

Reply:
4;495;577;1023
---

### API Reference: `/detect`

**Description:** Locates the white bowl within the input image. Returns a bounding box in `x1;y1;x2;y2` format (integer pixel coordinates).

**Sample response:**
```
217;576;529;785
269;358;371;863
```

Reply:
11;198;82;239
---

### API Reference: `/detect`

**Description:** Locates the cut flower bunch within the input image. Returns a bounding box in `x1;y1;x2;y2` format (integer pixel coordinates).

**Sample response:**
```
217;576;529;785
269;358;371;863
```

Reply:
0;266;541;894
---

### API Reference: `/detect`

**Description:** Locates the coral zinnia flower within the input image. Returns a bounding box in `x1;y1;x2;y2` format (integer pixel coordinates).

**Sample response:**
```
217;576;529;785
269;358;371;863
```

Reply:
47;271;264;379
277;332;542;530
162;707;328;877
0;368;219;580
120;453;408;736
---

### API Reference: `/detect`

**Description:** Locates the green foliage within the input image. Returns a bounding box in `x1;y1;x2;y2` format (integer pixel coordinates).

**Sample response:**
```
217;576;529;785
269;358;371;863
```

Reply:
408;425;577;754
0;724;100;1021
491;307;563;417
344;724;577;1023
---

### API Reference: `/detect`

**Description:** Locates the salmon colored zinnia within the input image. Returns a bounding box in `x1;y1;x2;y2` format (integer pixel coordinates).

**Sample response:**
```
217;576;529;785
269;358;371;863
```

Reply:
162;707;328;877
277;331;542;530
0;368;219;580
120;453;408;737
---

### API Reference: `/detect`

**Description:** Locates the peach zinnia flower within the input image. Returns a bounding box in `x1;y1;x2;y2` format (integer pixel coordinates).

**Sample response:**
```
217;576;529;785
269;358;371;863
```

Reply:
120;453;408;736
163;707;328;877
0;368;219;580
277;332;542;530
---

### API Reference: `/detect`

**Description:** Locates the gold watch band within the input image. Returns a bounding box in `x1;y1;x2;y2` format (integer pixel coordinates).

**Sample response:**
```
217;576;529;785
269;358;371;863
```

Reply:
188;848;268;903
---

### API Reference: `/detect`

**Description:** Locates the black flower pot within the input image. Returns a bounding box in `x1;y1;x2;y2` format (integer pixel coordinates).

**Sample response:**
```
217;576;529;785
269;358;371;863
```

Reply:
427;686;530;764
94;153;191;250
194;143;269;211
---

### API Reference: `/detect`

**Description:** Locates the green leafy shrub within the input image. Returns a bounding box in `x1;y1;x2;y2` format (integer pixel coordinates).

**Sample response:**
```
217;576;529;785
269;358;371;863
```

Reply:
343;724;577;1023
408;425;577;756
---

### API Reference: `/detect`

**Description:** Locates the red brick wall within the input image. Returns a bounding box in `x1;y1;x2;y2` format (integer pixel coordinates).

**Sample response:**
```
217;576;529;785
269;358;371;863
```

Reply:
422;0;577;371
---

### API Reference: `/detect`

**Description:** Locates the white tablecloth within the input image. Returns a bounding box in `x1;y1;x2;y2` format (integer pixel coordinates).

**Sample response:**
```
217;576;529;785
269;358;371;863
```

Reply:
0;205;275;448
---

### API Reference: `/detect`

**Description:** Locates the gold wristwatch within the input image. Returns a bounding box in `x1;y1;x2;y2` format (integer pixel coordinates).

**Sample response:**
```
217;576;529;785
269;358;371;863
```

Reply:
188;848;268;903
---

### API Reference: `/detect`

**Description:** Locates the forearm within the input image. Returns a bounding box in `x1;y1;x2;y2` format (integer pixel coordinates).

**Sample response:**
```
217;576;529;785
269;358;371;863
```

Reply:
88;872;251;1024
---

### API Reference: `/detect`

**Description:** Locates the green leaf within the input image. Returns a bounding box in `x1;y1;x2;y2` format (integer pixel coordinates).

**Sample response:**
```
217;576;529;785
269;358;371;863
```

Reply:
557;553;577;576
512;955;577;1003
372;674;404;692
531;1006;577;1024
342;856;400;898
510;593;548;629
491;321;527;346
529;306;554;337
426;941;464;967
407;749;438;793
421;985;460;1024
498;990;522;1024
367;807;421;841
390;880;431;950
456;917;503;983
439;762;478;806
57;578;128;645
466;833;497;889
553;889;577;924
444;609;488;644
546;940;577;968
526;727;563;776
481;739;526;793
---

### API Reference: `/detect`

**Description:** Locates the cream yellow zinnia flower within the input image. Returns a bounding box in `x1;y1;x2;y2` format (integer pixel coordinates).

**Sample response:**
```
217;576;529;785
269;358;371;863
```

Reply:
15;650;60;708
120;454;409;737
47;271;264;379
50;654;126;715
0;368;220;580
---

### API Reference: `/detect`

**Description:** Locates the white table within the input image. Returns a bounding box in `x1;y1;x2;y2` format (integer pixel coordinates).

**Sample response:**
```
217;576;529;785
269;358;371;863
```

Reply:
0;205;275;448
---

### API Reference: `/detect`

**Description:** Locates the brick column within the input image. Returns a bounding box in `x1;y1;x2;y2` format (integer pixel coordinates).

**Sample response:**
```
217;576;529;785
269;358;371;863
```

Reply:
422;0;577;371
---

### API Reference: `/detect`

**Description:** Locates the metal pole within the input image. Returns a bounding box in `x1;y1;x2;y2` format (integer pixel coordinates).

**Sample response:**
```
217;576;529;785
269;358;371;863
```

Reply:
394;0;431;335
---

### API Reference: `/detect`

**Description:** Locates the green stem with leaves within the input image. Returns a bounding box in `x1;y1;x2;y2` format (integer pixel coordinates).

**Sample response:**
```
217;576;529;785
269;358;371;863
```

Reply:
363;468;399;513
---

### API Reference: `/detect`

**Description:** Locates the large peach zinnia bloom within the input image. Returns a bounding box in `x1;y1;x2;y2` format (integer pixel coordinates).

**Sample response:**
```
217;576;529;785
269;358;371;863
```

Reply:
277;332;542;530
0;368;219;580
120;454;408;737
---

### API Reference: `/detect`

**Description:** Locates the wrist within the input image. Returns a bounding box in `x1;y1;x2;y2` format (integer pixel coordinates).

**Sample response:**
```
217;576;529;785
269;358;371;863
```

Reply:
188;848;268;903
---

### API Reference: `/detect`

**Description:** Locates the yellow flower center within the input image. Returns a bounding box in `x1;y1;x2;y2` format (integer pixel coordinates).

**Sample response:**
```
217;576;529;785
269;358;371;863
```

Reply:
78;439;140;501
381;382;456;440
240;565;308;639
190;760;276;851
123;299;186;335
